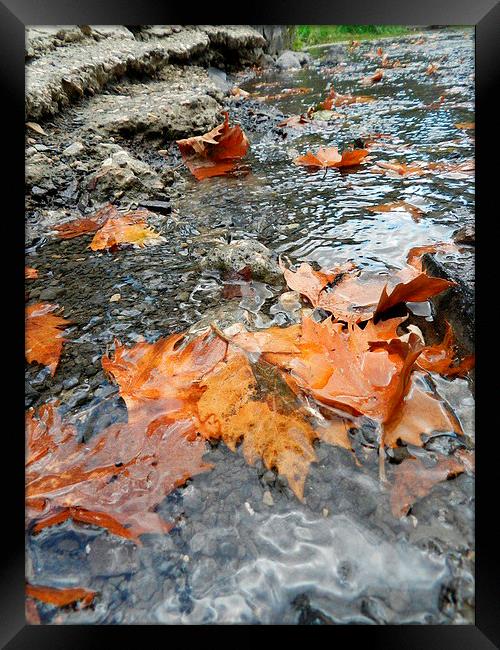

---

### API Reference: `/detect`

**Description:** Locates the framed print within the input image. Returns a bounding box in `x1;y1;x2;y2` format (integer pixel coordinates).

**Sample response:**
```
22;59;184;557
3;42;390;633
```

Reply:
1;0;497;645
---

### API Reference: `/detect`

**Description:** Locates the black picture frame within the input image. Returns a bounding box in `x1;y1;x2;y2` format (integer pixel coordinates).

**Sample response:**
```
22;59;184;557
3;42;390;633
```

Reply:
3;0;498;645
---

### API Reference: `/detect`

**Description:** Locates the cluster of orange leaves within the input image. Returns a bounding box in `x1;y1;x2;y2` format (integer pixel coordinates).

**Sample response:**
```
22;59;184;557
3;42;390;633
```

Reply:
54;204;164;250
26;253;473;558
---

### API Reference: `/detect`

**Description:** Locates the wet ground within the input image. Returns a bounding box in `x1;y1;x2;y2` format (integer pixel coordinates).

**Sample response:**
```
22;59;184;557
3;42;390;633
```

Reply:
25;28;475;624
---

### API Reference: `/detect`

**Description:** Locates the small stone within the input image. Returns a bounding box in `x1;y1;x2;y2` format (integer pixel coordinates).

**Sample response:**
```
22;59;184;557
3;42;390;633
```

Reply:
110;293;121;302
322;508;329;517
62;142;84;156
244;501;255;515
262;490;274;507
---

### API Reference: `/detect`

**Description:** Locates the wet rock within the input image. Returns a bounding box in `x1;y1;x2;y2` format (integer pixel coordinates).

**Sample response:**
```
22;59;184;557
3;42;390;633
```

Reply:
422;251;474;356
137;199;171;215
88;536;139;576
26;151;61;187
275;50;302;70
453;225;474;245
201;239;283;284
199;25;266;52
207;67;233;92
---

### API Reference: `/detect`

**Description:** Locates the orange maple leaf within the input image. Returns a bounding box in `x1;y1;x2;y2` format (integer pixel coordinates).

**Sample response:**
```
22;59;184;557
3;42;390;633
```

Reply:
26;584;96;608
89;214;165;251
54;204;119;240
294;146;369;170
25;303;71;376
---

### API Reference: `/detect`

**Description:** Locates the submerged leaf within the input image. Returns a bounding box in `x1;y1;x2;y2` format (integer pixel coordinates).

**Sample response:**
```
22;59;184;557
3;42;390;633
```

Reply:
54;204;119;240
25;266;39;279
416;322;475;377
26;584;96;608
391;455;464;517
89;214;165;251
383;372;463;448
359;69;384;86
197;354;317;500
25;303;71;376
277;115;313;128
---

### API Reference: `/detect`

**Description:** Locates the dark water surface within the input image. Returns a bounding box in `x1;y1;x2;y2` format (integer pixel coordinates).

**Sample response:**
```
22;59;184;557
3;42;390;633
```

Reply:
25;29;475;625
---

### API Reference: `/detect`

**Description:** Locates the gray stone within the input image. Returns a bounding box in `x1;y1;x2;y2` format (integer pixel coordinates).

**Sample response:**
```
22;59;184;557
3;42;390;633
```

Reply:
62;142;85;156
88;536;139;576
87;147;164;200
25;29;209;121
275;50;302;70
83;66;223;140
80;25;135;41
201;239;283;284
26;26;87;59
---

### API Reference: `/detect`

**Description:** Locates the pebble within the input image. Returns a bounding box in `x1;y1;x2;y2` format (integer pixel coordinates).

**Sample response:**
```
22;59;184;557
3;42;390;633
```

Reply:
262;490;274;507
62;142;85;156
109;293;121;302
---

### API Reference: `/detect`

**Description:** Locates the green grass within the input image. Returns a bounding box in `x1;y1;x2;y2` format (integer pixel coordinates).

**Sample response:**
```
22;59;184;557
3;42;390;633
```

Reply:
293;25;414;49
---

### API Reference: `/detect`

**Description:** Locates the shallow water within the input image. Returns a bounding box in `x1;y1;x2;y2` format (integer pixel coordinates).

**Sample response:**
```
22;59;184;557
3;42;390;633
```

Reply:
25;28;475;625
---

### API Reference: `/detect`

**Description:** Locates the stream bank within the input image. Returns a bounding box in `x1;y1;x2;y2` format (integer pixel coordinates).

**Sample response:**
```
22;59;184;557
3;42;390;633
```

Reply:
25;26;474;625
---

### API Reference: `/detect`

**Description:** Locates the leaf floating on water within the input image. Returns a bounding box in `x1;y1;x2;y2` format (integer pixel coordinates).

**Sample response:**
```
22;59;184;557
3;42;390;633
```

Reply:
390;455;464;518
359;69;384;86
375;268;455;317
367;200;424;222
89;214;165;251
426;63;439;75
279;260;341;307
318;87;374;109
25;303;71;376
26;584;96;608
277;114;313;128
374;161;427;177
455;122;475;130
294;146;369;170
176;111;250;180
